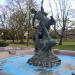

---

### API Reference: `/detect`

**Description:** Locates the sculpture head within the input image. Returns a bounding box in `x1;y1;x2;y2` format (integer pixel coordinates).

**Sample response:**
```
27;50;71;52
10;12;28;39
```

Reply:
50;16;56;25
31;8;37;14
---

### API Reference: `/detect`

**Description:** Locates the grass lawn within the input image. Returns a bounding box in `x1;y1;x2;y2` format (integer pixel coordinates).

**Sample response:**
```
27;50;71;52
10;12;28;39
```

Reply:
8;43;34;48
55;45;75;50
6;39;75;51
54;41;75;50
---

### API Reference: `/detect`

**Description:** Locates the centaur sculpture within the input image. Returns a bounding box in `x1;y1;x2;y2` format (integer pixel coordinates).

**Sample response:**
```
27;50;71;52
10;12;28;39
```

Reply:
27;0;61;67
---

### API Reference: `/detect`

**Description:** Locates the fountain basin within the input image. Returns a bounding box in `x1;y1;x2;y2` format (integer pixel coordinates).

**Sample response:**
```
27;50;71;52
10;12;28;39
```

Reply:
0;54;75;75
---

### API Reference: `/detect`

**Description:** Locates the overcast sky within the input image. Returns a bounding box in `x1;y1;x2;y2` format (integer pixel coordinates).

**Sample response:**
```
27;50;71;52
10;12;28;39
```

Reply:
0;0;75;9
37;0;75;19
0;0;75;8
0;0;6;5
0;0;75;19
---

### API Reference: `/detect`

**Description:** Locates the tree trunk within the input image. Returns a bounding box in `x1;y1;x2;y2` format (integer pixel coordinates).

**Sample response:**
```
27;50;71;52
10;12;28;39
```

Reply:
59;26;65;45
20;33;24;44
19;31;24;44
27;1;31;46
27;30;30;46
12;34;15;43
13;39;14;43
20;39;24;44
59;35;63;45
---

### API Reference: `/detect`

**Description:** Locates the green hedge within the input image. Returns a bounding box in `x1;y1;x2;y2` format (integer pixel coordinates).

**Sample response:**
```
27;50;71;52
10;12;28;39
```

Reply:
0;41;9;47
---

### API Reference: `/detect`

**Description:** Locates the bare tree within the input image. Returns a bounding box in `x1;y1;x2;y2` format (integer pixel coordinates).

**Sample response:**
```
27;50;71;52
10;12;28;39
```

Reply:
24;0;38;46
8;9;27;43
7;0;38;44
0;6;9;40
49;0;73;45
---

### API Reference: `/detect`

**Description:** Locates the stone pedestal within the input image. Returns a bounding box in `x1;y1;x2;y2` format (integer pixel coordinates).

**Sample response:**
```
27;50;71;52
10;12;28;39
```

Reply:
27;50;61;67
